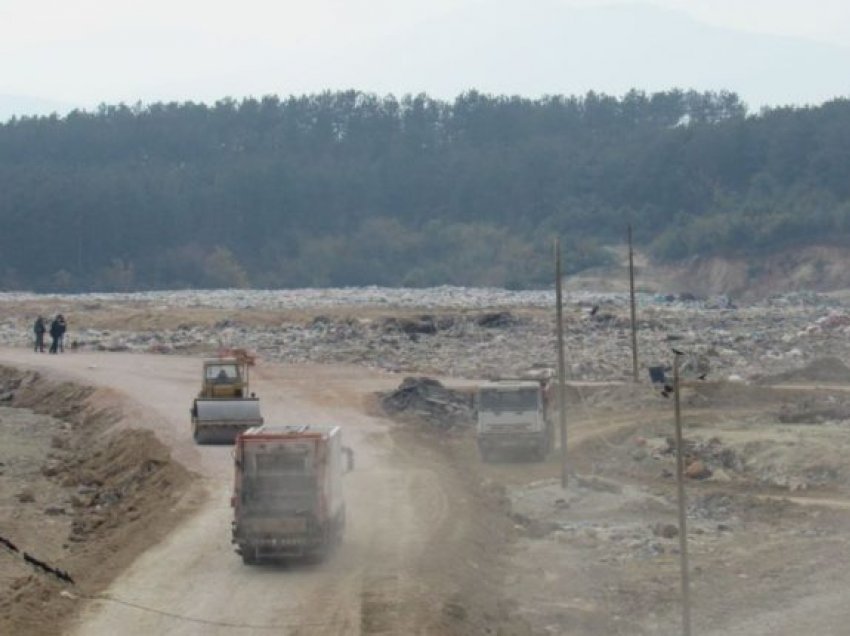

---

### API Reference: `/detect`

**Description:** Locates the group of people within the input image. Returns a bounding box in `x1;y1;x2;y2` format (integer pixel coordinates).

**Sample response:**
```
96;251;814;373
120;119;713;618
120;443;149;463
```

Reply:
33;314;67;354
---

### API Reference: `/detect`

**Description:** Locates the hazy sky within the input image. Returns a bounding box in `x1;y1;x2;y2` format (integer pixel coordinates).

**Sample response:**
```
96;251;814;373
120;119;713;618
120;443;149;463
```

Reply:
2;0;849;114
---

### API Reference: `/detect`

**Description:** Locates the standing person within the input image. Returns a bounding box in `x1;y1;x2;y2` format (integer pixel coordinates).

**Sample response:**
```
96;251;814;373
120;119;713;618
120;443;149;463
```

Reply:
56;314;67;352
49;315;62;354
33;316;46;352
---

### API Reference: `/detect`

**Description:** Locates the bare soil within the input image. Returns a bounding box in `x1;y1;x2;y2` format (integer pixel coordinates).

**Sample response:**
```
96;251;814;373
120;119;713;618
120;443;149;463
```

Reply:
372;360;850;634
3;291;850;634
0;350;535;635
0;366;193;636
473;383;850;634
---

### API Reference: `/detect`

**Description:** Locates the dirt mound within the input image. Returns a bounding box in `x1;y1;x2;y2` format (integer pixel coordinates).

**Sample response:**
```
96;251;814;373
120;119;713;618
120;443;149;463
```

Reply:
380;377;474;430
761;356;850;385
0;366;193;636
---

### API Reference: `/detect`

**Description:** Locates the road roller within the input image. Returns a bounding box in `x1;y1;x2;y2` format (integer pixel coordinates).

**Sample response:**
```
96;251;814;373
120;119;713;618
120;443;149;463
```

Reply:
191;357;264;444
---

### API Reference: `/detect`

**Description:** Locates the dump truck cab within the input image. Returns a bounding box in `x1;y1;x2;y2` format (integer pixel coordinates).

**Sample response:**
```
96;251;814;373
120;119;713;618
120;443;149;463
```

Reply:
476;380;552;462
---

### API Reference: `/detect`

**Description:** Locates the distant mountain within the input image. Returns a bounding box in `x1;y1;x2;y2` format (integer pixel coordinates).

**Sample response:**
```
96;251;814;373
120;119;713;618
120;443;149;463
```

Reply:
307;0;850;110
0;94;76;122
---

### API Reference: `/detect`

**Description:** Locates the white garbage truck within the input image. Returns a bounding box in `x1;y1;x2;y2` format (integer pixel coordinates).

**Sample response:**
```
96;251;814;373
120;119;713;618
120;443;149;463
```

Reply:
231;424;352;564
476;380;553;462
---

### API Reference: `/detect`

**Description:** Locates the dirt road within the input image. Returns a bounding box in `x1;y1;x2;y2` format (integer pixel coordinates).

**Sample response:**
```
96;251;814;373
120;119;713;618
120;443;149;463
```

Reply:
0;349;497;635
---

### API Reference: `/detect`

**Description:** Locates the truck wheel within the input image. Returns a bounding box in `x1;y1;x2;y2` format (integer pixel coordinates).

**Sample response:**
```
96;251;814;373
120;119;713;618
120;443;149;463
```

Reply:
241;549;258;565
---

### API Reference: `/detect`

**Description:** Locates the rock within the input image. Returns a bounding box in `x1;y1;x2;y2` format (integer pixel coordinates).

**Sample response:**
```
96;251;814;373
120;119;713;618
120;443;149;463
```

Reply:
475;311;515;328
16;490;35;503
708;467;732;482
630;448;648;462
576;475;623;494
44;506;66;516
652;523;679;539
398;317;437;335
685;459;712;480
443;601;468;621
51;435;69;449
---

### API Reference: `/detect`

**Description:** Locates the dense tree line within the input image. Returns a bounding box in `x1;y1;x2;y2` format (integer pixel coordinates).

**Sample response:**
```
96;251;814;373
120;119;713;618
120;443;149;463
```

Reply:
0;89;848;291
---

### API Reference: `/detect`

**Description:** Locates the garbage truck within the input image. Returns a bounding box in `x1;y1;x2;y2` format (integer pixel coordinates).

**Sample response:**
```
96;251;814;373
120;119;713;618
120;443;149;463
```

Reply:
476;379;553;462
191;356;263;444
231;424;352;564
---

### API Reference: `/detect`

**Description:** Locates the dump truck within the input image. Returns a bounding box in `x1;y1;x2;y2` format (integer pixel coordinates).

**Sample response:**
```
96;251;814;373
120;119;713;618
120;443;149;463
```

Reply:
191;357;263;444
476;379;553;462
231;424;351;564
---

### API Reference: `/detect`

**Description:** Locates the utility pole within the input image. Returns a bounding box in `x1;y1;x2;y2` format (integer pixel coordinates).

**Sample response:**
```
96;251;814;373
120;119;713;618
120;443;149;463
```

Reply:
554;238;568;488
628;224;639;383
673;353;692;636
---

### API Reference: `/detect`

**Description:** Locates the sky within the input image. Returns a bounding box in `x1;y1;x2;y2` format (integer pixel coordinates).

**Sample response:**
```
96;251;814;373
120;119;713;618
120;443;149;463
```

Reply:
1;0;849;117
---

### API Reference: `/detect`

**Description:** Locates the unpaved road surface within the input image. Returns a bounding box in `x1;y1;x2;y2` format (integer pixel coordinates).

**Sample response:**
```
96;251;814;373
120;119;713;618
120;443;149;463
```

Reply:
0;349;502;635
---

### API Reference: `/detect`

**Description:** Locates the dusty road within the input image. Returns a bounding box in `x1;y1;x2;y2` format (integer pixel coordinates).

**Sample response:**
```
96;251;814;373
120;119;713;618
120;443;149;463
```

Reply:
0;349;486;635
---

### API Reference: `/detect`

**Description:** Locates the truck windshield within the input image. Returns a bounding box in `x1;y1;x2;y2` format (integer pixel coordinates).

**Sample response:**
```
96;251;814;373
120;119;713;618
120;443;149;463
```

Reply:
479;388;539;412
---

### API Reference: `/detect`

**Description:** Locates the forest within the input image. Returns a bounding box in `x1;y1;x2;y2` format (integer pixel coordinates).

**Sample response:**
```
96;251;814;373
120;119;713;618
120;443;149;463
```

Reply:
1;88;849;291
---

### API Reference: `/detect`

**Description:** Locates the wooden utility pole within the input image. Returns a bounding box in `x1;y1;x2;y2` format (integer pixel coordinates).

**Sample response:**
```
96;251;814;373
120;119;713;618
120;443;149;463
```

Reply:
673;354;692;636
628;224;639;382
554;238;568;488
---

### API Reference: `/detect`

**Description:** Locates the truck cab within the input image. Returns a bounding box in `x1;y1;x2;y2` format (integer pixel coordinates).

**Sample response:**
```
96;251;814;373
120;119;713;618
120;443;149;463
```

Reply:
476;380;551;462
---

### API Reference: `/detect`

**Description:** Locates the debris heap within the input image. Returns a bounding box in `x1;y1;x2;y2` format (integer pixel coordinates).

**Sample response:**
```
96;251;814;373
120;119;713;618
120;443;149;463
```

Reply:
380;377;474;430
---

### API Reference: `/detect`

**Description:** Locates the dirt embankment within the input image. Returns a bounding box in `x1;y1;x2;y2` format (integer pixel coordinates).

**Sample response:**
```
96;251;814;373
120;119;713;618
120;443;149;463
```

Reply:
0;366;193;636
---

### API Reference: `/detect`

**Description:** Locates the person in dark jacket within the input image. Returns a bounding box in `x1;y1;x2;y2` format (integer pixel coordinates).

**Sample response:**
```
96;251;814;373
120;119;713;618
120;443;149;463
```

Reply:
49;315;63;354
56;315;67;352
33;316;46;352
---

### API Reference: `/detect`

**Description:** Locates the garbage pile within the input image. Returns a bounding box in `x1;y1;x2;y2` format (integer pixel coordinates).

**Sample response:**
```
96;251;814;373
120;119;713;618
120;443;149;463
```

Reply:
5;287;850;382
380;376;474;430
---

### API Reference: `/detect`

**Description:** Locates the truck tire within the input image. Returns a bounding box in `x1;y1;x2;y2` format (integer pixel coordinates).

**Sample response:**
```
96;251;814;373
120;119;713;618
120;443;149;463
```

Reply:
240;547;258;565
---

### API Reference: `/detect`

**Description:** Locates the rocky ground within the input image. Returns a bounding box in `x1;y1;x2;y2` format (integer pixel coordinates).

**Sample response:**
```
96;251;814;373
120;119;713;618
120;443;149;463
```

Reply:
3;285;850;634
2;287;850;383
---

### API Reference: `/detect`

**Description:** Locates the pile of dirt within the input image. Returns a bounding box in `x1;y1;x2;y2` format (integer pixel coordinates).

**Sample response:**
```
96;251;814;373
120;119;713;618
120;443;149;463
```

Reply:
380;377;474;430
0;366;193;636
